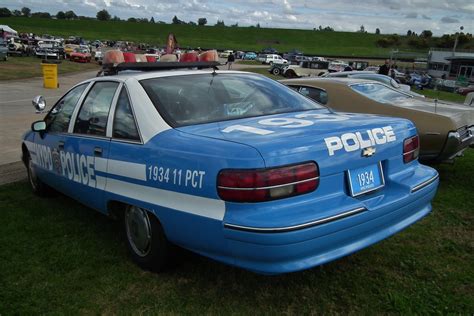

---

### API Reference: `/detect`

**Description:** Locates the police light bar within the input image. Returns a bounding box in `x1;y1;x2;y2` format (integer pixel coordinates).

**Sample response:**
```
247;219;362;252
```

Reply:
99;61;221;76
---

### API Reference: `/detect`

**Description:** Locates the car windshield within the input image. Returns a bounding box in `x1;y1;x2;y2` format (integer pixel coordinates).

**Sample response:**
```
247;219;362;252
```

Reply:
351;83;411;103
141;73;325;127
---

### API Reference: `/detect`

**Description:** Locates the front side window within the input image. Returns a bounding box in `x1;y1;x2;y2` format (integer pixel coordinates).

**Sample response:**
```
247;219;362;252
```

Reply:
45;83;88;133
113;87;140;141
140;74;325;127
73;81;119;136
351;83;410;104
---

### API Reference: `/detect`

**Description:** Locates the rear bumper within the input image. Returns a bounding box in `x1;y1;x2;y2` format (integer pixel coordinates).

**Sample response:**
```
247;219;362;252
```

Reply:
222;172;438;274
437;127;474;161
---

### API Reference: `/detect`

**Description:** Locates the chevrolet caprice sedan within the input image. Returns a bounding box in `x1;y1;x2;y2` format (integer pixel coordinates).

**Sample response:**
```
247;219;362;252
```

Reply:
22;63;439;274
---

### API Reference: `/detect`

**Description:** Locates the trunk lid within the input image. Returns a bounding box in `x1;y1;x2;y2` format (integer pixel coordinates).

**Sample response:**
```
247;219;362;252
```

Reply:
177;110;415;176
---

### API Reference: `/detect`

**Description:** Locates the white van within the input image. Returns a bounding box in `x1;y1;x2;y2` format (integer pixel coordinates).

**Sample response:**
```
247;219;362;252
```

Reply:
264;54;288;65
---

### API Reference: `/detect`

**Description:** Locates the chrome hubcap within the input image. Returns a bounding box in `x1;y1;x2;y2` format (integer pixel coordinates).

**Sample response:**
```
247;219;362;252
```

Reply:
125;206;152;257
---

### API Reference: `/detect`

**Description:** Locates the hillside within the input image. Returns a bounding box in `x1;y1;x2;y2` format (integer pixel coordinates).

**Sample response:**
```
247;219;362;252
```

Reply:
0;17;429;58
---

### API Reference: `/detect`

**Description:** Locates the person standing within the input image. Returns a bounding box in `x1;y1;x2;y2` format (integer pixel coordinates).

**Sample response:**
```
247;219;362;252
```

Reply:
227;53;235;70
379;59;390;76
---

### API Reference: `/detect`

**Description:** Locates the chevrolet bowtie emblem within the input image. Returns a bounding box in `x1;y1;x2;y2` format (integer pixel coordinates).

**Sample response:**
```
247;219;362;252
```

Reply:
362;147;376;157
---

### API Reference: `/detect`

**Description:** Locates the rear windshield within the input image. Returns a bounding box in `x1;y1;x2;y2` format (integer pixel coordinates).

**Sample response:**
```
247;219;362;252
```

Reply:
351;83;411;104
140;73;325;127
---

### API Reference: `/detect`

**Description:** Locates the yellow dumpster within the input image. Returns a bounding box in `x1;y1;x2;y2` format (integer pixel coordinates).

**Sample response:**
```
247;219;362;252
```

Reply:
41;63;58;89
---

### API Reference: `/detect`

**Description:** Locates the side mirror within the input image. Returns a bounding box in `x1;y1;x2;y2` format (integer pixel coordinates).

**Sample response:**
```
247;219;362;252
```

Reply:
32;95;46;112
32;120;46;132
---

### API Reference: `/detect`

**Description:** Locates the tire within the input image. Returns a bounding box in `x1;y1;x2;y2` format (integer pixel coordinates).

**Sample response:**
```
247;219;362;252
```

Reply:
124;205;169;272
26;152;54;196
285;69;297;78
272;67;281;76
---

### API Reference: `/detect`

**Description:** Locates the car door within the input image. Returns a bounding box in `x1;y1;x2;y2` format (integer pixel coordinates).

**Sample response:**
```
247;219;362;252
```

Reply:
32;83;89;191
64;80;120;212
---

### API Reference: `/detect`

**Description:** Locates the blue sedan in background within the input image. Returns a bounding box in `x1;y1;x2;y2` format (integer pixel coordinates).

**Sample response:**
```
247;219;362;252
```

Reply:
243;51;257;60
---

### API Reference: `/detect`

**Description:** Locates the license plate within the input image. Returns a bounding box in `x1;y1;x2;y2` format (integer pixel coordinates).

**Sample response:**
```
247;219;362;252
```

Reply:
347;162;385;197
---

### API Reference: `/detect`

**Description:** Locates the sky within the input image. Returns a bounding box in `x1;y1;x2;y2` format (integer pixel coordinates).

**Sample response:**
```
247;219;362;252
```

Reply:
3;0;473;35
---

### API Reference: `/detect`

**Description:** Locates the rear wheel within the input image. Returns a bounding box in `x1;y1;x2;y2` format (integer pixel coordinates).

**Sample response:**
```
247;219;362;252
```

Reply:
124;205;169;272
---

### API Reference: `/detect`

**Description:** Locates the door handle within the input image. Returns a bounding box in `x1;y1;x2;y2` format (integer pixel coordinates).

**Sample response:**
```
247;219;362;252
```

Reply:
94;146;103;156
58;141;65;149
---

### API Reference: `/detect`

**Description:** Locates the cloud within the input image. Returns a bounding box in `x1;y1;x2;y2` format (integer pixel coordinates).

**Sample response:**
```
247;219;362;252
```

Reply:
405;12;417;18
441;16;460;23
422;14;431;20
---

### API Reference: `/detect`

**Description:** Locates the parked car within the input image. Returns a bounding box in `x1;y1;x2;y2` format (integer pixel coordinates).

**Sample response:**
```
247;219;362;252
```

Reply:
243;51;257;60
7;37;29;56
328;61;349;72
22;61;438;274
364;66;380;72
457;85;474;96
283;60;329;78
268;63;288;76
264;54;288;65
322;71;425;98
70;47;92;63
64;44;79;58
219;50;233;58
282;77;474;162
35;39;64;59
0;39;8;61
256;53;267;63
348;60;369;71
262;47;278;54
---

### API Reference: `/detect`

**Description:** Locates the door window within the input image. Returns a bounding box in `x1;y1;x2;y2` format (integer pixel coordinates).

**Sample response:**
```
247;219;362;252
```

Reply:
74;81;119;136
297;86;329;105
112;87;140;141
45;83;88;133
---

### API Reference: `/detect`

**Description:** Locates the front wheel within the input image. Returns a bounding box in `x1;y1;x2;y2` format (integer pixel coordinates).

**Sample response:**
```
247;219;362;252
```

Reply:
124;205;169;272
26;153;53;196
272;67;281;75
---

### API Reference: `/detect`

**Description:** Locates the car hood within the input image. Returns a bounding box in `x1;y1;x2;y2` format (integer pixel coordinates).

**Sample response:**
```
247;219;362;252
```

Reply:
176;110;415;175
395;96;474;126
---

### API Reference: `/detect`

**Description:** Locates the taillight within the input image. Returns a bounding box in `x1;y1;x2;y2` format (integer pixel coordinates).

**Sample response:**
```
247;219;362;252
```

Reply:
217;162;319;202
403;135;419;163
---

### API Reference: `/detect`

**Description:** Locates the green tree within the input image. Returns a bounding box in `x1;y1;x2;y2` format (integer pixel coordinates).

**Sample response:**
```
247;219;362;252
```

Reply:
407;30;412;36
112;15;121;21
0;7;11;17
375;28;380;35
198;17;207;26
150;17;155;23
64;10;77;19
421;30;433;38
21;7;31;17
56;11;66;19
128;17;137;22
12;9;21;17
96;9;111;21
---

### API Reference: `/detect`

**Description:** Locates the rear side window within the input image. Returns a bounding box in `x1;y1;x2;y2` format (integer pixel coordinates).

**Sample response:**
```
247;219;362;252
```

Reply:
296;86;328;105
74;81;118;136
113;88;140;141
46;83;88;133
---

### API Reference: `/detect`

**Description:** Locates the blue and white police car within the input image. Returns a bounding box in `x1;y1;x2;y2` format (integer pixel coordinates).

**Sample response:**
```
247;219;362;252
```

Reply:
22;62;439;274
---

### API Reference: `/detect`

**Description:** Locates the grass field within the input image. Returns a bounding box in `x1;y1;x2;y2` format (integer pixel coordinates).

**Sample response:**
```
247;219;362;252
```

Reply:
0;56;100;80
2;17;408;58
0;150;473;314
416;89;466;103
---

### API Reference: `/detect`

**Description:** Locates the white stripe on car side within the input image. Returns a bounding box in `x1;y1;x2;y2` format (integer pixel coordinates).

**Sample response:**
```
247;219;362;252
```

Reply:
106;159;147;181
105;177;226;221
94;157;108;172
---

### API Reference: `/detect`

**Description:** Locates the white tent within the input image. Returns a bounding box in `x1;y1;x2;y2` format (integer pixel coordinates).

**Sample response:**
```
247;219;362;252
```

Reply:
0;25;18;36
